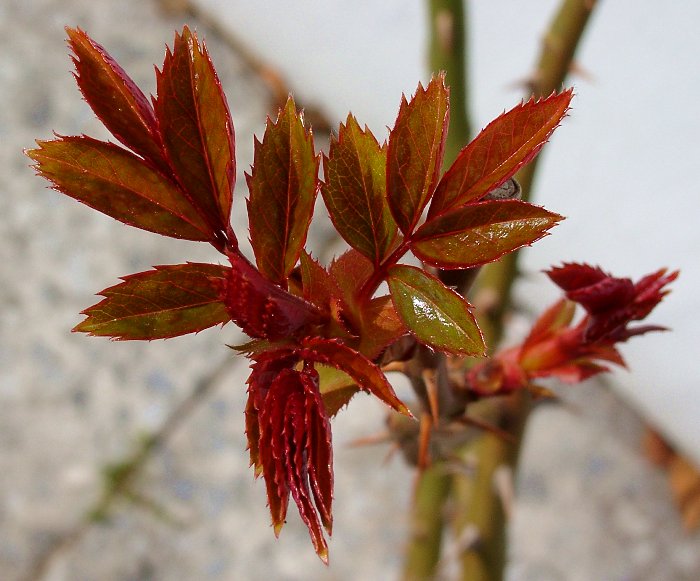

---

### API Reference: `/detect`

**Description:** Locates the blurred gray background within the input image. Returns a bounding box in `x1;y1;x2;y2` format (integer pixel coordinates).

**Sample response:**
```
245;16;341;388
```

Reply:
2;1;699;579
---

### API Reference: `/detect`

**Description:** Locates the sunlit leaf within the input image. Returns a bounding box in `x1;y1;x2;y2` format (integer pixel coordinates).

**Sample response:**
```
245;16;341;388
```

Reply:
156;26;235;233
317;365;359;417
27;136;211;240
300;337;410;416
66;27;166;169
387;74;449;233
247;97;319;284
412;200;562;269
74;263;230;339
429;89;573;217
322;115;395;264
387;265;484;356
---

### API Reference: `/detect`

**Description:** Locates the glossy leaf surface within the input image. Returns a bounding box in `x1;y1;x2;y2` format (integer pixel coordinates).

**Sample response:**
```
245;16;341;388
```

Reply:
74;263;230;339
322;115;395;264
387;75;449;233
156;26;235;232
28;136;211;240
300;337;410;416
429;89;573;217
66;27;165;167
387;265;484;356
413;200;562;269
248;97;318;284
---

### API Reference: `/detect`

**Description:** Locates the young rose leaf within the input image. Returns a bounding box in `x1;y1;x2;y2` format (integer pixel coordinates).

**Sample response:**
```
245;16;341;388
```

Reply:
27;137;211;241
357;295;406;361
412;200;562;269
223;251;325;340
322;115;396;265
300;337;410;416
156;26;235;234
74;263;230;339
247;97;319;284
387;74;449;234
387;265;485;356
66;27;166;169
429;89;573;217
299;251;334;312
317;365;359;417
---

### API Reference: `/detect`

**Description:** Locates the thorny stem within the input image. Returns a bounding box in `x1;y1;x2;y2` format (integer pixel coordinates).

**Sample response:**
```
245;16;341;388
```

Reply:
457;2;598;580
402;1;598;580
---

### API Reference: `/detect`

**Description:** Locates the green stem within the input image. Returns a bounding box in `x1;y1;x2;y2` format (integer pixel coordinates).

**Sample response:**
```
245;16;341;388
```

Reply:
457;2;598;580
429;0;470;165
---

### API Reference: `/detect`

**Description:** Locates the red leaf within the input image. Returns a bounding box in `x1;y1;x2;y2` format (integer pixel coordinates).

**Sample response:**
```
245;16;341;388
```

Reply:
155;26;235;234
222;252;325;340
27;136;211;241
256;366;333;562
387;75;449;233
429;89;573;217
412;200;563;269
522;298;576;350
300;337;410;416
74;263;231;339
247;97;319;284
328;249;375;330
387;265;485;356
66;27;166;170
322;115;396;265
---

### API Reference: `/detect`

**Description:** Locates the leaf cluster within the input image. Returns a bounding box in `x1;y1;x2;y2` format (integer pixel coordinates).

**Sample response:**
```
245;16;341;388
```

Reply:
27;27;572;561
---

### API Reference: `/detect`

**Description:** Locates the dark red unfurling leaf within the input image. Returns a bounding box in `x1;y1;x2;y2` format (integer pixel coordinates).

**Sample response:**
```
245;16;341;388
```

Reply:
156;26;235;235
300;337;410;416
73;263;231;339
412;200;562;269
247;97;319;284
546;263;678;342
255;366;333;562
429;90;573;217
387;265;485;356
66;27;166;169
387;75;449;234
322;115;396;265
27;137;211;241
222;251;325;340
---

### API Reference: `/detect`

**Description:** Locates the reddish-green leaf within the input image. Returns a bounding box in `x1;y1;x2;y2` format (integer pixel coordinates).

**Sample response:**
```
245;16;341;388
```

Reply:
156;26;235;233
66;27;166;169
27;136;211;240
387;265;485;356
412;200;563;269
74;263;231;339
429;89;573;217
247;97;319;284
387;75;449;234
357;295;406;360
317;365;359;417
300;337;410;416
322;115;395;265
299;251;334;312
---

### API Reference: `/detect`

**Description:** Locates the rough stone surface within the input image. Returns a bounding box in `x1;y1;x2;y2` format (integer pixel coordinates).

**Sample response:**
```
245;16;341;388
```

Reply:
2;1;698;580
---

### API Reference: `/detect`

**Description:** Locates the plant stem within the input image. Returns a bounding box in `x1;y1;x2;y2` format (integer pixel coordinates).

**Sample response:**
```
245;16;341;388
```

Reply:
429;0;471;165
456;2;598;580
